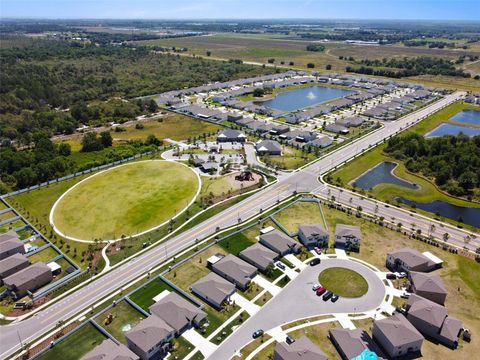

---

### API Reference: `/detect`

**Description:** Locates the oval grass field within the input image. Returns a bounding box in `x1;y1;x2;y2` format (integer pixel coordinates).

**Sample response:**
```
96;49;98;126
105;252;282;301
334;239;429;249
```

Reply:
51;161;199;241
318;267;369;298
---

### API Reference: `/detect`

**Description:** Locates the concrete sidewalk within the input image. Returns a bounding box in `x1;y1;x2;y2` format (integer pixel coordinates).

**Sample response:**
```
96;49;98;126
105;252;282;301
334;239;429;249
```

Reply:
231;293;261;315
182;328;217;358
252;275;281;296
284;254;307;270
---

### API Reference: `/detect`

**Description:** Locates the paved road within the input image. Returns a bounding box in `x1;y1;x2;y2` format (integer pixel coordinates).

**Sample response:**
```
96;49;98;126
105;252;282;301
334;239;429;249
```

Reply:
209;257;386;360
0;91;476;359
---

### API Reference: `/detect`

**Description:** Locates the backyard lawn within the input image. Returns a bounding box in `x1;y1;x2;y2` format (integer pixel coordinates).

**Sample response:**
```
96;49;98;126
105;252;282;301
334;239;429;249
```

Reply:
96;301;145;344
128;278;179;312
318;267;368;298
28;246;60;263
273;200;326;234
217;232;256;256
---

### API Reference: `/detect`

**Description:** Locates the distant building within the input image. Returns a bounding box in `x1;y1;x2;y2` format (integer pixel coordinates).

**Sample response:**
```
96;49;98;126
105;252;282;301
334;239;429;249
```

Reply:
217;129;247;143
408;272;447;305
0;253;29;285
211;254;257;290
309;135;333;149
256;140;282;155
336;116;365;127
81;339;139;360
274;335;327;360
324;123;349;135
3;262;53;298
191;272;236;309
259;229;300;255
334;224;361;251
298;224;329;248
373;313;424;359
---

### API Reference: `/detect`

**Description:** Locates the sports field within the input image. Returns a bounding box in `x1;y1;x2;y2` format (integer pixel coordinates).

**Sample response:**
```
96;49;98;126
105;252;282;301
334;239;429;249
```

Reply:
50;160;200;241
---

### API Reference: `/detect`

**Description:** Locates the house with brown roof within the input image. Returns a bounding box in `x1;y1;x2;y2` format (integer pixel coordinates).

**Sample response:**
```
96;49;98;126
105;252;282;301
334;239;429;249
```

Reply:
211;254;257;290
259;229;300;255
0;253;29;285
274;335;327;360
125;315;174;360
3;262;52;299
149;292;206;335
373;313;424;359
329;327;386;360
386;248;439;273
0;231;25;261
81;338;139;360
298;224;329;248
191;272;236;309
406;294;463;349
239;243;278;272
408;272;447;305
334;224;361;251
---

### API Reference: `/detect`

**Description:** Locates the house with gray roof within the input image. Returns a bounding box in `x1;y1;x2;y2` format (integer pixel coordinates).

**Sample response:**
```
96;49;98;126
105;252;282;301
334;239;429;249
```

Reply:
298;224;329;248
256;140;282;155
336;116;365;128
308;135;333;149
408;272;447;305
81;338;139;360
125;315;174;360
191;272;236;309
0;253;29;285
329;327;386;360
269;124;290;135
199;162;218;173
149;292;206;335
211;254;257;290
3;262;53;299
334;224;361;251
406;294;463;349
239;243;278;272
373;313;424;359
324;123;349;135
274;335;327;360
259;229;300;255
217;129;247;143
0;231;25;261
386;248;439;273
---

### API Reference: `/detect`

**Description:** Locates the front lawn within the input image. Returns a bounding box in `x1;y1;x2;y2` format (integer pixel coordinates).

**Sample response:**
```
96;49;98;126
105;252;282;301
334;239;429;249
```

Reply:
212;311;250;345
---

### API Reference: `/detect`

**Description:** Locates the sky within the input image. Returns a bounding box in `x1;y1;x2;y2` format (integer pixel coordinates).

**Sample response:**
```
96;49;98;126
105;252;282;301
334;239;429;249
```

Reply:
1;0;479;21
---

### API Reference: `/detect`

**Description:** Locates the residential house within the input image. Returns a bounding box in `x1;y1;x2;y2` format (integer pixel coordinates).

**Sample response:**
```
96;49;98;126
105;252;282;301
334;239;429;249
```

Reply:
211;254;257;290
149;292;207;335
0;231;25;260
3;262;53;298
406;294;463;349
239;243;278;272
0;253;29;284
81;339;139;360
334;224;361;251
217;129;247;143
199;162;218;174
336;116;365;127
125;315;174;360
256;140;282;155
191;272;236;309
324;123;349;135
329;327;386;360
259;229;300;255
269;124;290;135
298;224;329;248
408;272;447;305
386;248;440;273
308;135;333;149
372;313;424;359
274;335;327;360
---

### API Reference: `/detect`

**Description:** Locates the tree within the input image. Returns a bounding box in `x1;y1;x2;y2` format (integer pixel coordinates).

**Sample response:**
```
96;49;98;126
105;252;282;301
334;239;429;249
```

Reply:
253;88;265;97
145;134;162;146
148;99;158;112
267;58;275;64
307;63;315;69
58;142;71;156
206;51;211;56
100;131;113;148
326;64;332;70
443;233;450;243
81;132;103;152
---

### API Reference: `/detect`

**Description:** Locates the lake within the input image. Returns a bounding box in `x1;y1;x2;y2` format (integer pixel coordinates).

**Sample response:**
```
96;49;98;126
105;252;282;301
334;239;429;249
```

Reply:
353;161;419;190
450;110;480;126
397;198;480;228
260;86;355;112
425;123;480;138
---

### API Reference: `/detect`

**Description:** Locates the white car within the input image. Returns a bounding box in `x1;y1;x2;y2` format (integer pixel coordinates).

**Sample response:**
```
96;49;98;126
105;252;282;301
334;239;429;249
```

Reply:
312;284;320;291
396;272;408;278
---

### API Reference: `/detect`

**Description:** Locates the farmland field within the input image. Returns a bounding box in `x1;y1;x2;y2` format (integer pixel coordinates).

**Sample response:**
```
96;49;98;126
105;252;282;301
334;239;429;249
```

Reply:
51;160;199;241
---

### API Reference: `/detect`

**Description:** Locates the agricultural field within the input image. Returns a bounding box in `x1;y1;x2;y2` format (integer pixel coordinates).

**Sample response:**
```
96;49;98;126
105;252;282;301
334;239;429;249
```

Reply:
51;160;199;241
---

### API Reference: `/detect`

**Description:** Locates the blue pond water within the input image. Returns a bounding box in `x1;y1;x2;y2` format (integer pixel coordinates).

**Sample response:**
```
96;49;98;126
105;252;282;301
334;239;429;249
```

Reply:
261;86;354;112
397;198;480;228
353;161;419;190
450;110;480;126
425;123;480;138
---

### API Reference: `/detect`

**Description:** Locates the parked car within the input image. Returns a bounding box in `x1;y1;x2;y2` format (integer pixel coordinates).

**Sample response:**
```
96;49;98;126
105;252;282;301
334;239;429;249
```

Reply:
252;329;264;339
314;247;322;255
286;336;295;345
331;294;339;302
316;287;327;296
401;293;410;299
396;272;407;278
386;273;397;280
276;262;286;270
322;291;333;301
310;258;321;266
312;284;320;291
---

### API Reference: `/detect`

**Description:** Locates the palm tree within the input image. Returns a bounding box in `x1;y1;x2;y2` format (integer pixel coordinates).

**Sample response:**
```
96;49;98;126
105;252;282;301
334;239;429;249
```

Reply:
443;233;450;243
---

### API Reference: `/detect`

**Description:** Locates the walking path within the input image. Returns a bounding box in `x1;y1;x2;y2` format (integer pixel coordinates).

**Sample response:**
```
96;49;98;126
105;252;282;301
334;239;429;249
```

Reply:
251;275;281;296
231;293;261;315
182;328;217;358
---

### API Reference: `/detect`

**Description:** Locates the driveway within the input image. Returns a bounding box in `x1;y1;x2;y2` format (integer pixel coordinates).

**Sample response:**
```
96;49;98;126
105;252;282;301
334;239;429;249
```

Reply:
207;257;386;359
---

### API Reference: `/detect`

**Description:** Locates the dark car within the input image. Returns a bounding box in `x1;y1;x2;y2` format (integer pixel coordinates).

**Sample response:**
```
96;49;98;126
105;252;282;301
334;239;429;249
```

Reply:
252;329;264;339
386;273;397;280
286;336;295;345
322;290;333;301
331;294;339;302
276;262;286;270
310;258;321;266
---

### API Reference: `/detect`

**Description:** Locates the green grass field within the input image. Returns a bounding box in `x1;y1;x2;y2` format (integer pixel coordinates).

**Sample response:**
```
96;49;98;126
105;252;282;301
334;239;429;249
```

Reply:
27;246;60;263
318;267;369;298
128;278;178;312
96;301;145;344
273;200;325;233
52;160;199;240
38;322;107;360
